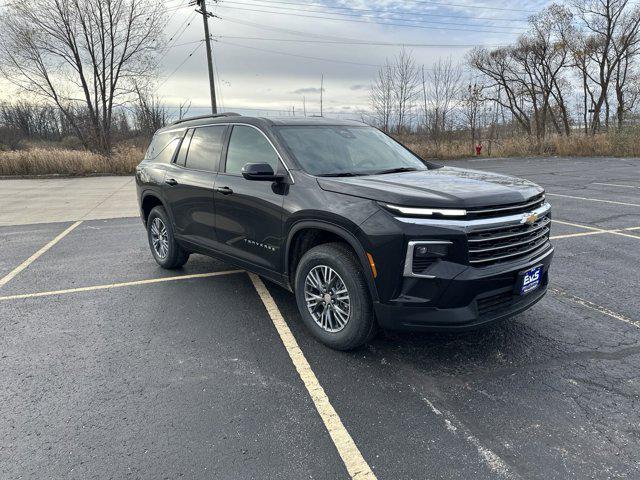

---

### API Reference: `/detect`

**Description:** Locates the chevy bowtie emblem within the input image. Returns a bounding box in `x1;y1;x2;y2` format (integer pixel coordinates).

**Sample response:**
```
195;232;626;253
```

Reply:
521;212;539;225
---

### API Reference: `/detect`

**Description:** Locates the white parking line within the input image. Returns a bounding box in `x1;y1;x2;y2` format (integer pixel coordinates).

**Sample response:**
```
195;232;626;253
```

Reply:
249;273;377;480
0;270;244;301
552;220;640;240
592;182;640;189
546;192;640;207
417;392;519;479
0;221;83;289
550;225;640;240
550;287;640;330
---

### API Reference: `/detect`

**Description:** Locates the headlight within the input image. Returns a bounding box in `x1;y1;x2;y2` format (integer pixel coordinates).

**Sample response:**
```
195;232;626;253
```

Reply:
382;203;466;217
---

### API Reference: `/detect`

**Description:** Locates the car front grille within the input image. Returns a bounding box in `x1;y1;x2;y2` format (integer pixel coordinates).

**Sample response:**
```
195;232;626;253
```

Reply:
467;214;552;266
477;291;514;317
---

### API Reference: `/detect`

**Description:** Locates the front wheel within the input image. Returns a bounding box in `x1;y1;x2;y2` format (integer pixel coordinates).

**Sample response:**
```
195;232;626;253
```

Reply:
147;206;189;269
294;243;377;350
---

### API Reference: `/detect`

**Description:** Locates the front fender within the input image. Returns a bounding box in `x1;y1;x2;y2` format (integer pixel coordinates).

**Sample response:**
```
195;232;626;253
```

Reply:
285;219;380;302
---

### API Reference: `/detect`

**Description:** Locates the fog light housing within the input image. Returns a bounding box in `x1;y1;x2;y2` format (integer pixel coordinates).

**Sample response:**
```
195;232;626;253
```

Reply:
414;243;448;258
404;240;452;277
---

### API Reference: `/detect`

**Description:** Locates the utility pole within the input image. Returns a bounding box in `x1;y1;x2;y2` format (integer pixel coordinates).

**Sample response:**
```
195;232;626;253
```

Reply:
303;96;307;117
195;0;217;114
320;74;324;117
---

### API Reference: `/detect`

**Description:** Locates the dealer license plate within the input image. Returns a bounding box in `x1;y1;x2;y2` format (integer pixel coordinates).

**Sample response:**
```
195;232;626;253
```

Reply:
519;265;542;295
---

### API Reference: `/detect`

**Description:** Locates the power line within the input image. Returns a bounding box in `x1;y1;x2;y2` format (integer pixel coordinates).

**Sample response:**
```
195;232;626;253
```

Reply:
156;41;206;91
224;0;529;22
222;0;526;28
163;0;189;27
221;15;377;41
217;35;505;48
215;39;437;69
393;0;536;13
216;40;379;67
162;11;198;54
212;49;225;111
215;4;525;35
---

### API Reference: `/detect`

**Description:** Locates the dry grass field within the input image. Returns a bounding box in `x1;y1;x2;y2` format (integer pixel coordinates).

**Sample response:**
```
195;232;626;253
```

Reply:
403;130;640;160
0;144;144;176
1;130;639;176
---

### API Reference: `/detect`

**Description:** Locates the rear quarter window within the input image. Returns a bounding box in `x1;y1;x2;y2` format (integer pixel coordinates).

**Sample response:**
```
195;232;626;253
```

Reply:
144;131;183;164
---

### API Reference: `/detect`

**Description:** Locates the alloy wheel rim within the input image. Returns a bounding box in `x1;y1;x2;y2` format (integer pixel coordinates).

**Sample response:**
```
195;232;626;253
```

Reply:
304;265;351;333
150;217;169;259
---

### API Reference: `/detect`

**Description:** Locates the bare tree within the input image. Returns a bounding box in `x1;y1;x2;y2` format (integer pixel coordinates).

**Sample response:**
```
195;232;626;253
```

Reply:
393;48;420;133
469;46;533;136
370;59;394;132
0;0;165;152
470;4;575;142
461;82;485;155
423;57;463;148
0;101;62;140
178;100;192;121
133;86;168;137
571;0;640;133
527;4;574;137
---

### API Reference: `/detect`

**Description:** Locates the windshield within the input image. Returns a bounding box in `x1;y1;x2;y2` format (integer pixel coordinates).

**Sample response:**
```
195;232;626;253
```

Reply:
275;126;429;176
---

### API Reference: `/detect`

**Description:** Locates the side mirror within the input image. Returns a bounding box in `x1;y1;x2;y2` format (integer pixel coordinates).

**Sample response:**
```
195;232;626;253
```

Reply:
241;162;284;181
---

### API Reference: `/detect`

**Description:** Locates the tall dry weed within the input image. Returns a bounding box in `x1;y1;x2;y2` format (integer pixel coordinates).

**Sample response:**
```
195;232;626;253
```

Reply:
0;145;144;176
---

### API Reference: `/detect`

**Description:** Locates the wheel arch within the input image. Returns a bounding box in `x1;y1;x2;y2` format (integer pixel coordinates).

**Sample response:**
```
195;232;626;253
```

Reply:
140;190;170;226
285;220;379;301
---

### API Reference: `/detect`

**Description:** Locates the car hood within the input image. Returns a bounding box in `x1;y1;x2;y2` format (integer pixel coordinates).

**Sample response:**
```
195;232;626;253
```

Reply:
316;167;544;208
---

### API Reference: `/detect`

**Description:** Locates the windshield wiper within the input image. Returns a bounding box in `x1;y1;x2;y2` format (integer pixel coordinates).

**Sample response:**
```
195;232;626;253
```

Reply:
372;167;421;175
317;172;366;177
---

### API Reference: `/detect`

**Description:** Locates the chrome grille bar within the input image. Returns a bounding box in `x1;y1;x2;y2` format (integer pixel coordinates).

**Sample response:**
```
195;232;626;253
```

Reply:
469;238;551;265
469;227;550;254
467;217;551;243
469;195;545;215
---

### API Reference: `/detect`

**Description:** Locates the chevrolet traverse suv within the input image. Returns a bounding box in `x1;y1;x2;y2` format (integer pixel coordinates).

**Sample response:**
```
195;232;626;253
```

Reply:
136;114;553;350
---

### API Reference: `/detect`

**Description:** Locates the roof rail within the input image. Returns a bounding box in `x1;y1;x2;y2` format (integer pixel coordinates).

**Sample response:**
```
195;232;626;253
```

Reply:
170;112;241;126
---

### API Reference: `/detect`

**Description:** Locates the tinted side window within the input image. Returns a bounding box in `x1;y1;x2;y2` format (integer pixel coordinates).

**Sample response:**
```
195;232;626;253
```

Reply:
225;126;280;174
185;125;226;172
145;131;182;164
175;129;193;167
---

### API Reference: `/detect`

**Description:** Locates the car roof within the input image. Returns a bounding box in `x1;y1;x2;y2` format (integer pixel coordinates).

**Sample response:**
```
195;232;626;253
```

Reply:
157;114;366;133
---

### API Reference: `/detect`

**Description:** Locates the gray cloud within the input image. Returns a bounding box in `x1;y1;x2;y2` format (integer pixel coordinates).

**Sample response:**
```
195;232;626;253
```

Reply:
292;87;323;94
349;84;368;91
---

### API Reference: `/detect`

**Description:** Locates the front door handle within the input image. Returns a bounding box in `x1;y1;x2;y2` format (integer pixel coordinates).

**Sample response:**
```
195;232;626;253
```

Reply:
215;186;234;195
165;178;178;186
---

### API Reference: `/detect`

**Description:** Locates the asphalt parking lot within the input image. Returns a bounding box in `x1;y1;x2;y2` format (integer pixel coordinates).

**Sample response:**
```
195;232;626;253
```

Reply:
1;156;639;479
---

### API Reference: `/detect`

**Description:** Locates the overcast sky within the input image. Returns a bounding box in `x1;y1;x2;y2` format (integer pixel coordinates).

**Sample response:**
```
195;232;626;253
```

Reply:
160;0;551;118
1;0;552;118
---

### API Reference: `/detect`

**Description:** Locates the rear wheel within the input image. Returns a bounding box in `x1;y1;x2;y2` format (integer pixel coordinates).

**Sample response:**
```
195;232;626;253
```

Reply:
294;243;376;350
147;206;189;269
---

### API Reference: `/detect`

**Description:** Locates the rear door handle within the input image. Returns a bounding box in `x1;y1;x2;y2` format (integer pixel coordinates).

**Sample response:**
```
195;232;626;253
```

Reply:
165;178;178;186
215;186;234;195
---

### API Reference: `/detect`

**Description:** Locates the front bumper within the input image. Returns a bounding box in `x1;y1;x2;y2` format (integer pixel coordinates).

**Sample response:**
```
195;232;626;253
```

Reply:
373;246;553;331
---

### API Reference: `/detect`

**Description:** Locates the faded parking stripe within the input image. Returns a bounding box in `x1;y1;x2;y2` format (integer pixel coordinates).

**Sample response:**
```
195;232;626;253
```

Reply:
249;273;377;480
550;287;640;330
0;270;244;301
552;220;640;240
550;226;640;240
0;220;83;289
547;193;640;207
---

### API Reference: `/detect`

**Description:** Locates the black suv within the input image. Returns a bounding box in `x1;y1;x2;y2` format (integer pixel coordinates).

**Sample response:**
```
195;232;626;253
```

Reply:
136;114;553;350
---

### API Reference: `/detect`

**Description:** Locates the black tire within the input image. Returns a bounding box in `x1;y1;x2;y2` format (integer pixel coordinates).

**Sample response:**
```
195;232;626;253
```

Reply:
147;206;189;269
294;242;377;350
